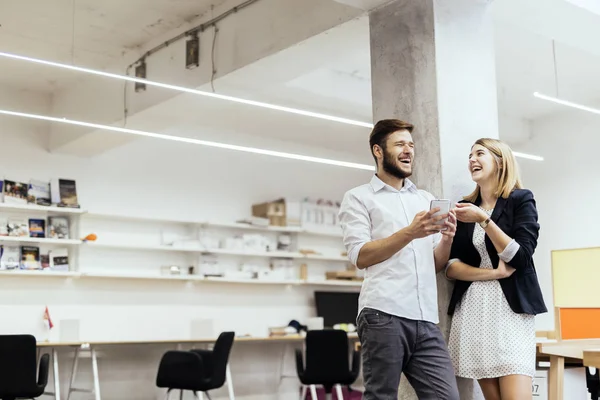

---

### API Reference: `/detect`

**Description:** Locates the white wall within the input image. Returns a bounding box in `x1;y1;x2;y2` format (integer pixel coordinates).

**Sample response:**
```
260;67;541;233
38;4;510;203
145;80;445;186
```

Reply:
514;108;600;330
0;87;370;399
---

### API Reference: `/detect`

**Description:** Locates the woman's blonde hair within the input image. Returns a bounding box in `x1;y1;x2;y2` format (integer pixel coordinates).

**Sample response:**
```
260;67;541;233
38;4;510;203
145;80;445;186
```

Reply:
464;138;523;202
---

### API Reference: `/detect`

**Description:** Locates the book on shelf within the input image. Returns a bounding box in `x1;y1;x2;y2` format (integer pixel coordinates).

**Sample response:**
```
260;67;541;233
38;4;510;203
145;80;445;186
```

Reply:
0;217;7;236
51;178;79;208
4;180;29;205
0;245;20;270
49;248;69;271
41;254;50;270
28;179;51;206
28;219;46;238
7;217;29;237
47;216;69;239
20;246;40;270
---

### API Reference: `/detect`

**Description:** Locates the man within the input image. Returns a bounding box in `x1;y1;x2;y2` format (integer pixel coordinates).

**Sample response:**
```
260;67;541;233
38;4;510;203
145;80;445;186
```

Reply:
339;119;459;399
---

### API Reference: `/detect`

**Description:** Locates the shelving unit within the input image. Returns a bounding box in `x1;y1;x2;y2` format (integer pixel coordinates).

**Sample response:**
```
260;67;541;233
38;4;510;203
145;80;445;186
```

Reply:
0;201;85;272
0;205;358;287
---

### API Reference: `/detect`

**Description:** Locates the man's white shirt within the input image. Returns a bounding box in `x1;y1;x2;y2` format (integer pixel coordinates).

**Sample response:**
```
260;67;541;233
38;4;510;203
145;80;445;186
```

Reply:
339;175;442;324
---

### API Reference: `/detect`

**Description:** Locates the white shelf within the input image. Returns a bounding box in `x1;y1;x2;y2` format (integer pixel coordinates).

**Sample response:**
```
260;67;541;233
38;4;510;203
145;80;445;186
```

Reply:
0;270;79;278
305;279;362;287
0;202;86;215
80;272;190;281
202;248;305;258
203;221;304;233
86;243;327;260
86;242;202;252
0;270;362;287
84;213;196;225
304;254;348;262
0;236;82;245
84;213;341;238
201;277;304;285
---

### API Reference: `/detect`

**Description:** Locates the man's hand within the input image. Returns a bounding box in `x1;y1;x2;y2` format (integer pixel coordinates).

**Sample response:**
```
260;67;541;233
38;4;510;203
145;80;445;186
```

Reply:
408;208;447;239
440;210;457;242
494;259;516;279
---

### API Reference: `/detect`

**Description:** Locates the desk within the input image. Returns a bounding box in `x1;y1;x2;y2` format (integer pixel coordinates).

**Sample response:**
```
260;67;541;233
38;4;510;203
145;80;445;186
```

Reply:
584;349;600;369
540;339;600;400
37;333;359;400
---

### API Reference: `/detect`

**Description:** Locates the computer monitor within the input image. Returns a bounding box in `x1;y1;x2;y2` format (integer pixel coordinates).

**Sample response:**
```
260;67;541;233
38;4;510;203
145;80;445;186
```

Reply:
314;291;359;328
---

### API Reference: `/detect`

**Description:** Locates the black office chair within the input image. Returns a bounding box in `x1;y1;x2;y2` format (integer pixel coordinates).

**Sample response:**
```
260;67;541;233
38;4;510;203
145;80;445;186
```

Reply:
295;329;360;400
0;334;50;400
587;367;599;400
156;331;235;400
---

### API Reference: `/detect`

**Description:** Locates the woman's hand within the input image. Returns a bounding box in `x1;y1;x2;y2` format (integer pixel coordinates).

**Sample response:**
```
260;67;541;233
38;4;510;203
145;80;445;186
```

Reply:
440;210;457;241
454;203;488;224
495;260;516;279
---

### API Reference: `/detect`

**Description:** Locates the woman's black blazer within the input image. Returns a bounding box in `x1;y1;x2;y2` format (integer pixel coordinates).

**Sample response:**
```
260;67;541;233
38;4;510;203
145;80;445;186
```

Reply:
447;189;548;316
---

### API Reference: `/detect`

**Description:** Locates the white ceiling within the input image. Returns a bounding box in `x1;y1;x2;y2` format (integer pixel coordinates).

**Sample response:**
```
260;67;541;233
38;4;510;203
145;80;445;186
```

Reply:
0;0;223;92
2;0;600;157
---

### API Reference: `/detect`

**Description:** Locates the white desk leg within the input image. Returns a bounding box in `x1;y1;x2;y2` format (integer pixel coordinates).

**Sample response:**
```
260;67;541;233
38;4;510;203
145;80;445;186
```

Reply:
335;384;344;400
67;347;81;400
91;347;102;400
52;348;61;400
226;363;235;400
198;392;204;400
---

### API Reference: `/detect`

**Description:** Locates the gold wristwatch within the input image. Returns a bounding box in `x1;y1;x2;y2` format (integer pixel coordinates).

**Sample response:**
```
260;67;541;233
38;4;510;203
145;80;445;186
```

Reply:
479;217;491;229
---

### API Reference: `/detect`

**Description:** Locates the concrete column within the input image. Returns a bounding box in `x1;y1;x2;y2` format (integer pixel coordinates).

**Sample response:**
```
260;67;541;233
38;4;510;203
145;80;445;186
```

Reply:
369;1;499;399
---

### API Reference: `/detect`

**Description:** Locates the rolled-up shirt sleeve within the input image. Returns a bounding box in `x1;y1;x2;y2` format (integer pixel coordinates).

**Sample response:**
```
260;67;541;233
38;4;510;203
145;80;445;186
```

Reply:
338;192;371;266
498;239;520;263
445;258;460;280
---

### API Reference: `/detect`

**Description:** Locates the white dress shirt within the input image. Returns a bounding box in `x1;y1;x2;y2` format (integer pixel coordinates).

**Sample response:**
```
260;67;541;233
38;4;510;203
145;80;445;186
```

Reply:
339;175;442;324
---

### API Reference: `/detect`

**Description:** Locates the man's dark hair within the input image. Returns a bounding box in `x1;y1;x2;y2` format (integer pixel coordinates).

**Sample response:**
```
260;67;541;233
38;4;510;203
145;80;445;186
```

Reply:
369;119;414;164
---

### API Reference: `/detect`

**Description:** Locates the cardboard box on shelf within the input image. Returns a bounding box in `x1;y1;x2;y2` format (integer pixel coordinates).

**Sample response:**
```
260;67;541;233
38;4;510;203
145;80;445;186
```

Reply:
251;198;301;227
325;270;362;281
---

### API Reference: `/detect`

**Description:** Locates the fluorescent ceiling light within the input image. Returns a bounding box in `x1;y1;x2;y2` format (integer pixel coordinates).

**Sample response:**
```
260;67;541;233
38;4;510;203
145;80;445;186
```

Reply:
512;151;544;162
0;51;373;129
0;108;375;171
534;91;600;116
0;51;543;162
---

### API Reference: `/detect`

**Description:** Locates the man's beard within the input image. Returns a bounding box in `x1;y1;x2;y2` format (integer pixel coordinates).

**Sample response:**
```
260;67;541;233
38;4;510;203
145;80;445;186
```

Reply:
382;149;412;179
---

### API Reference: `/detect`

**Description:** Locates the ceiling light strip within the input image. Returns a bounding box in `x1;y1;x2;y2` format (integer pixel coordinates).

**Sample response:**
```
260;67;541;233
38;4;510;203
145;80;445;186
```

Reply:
0;51;374;128
511;151;544;161
0;108;376;171
0;51;543;162
534;91;600;116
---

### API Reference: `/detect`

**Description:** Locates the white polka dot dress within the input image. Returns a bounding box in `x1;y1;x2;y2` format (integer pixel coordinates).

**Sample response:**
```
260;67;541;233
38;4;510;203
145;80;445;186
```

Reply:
448;209;536;379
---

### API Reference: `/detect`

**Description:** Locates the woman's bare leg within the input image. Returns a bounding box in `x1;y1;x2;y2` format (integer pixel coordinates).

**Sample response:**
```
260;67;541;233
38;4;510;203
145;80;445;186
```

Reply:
499;374;532;400
478;378;502;400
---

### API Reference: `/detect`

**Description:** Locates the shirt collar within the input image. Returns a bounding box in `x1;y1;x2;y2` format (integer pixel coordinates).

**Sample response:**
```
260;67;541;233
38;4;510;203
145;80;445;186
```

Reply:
370;174;417;193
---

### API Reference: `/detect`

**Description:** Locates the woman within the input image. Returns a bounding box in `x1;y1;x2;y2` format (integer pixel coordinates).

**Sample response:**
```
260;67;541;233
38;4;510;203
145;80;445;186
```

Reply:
446;138;547;400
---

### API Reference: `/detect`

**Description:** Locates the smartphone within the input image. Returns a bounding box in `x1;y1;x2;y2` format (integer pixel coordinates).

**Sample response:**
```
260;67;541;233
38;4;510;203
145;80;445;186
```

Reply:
430;199;451;231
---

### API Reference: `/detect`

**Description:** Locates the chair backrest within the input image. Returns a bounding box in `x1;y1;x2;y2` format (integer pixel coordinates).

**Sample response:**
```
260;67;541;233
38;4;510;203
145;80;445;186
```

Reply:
0;334;38;395
209;331;235;387
304;329;350;382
